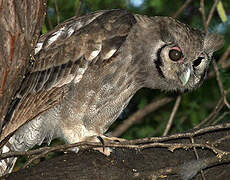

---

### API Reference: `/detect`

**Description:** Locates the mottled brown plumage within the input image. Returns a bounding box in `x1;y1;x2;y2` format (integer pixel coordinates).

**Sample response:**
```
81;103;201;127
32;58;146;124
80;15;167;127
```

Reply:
0;9;223;175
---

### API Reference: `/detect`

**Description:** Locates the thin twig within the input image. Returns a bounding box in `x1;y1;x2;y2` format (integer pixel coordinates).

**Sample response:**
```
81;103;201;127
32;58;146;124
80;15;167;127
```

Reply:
213;60;230;109
219;45;230;68
172;0;194;18
111;97;173;137
213;60;224;94
75;0;83;16
196;59;230;128
208;52;230;79
224;95;230;109
163;96;181;136
54;0;60;24
195;89;230;128
21;151;47;169
221;58;230;70
195;96;224;128
200;0;207;32
129;123;230;144
190;137;206;180
212;111;230;125
206;0;220;27
2;141;230;163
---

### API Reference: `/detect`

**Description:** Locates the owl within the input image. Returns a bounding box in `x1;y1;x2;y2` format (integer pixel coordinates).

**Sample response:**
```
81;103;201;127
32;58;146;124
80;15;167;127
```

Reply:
0;9;223;175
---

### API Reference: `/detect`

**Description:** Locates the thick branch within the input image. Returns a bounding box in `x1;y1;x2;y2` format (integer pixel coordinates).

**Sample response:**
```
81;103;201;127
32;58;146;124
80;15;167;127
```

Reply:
3;124;230;180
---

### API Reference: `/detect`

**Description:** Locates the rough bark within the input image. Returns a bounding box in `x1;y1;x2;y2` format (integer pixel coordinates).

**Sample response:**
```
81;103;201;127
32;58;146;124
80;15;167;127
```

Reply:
2;126;230;180
0;0;47;134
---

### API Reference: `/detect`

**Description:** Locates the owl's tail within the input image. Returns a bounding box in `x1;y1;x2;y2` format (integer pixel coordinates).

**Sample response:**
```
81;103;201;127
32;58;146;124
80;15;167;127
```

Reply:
0;141;18;176
0;116;57;176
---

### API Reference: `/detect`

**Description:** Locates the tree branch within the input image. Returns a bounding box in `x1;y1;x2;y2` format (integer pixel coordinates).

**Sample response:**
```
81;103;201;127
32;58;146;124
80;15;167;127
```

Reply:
163;95;181;136
2;123;230;180
172;0;194;18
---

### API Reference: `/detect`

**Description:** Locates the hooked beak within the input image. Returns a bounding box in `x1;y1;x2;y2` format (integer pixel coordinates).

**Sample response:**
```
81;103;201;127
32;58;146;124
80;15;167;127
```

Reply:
178;67;191;86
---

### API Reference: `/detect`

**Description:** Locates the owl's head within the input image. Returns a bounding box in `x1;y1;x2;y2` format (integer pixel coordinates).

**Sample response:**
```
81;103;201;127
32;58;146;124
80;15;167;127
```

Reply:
136;16;224;92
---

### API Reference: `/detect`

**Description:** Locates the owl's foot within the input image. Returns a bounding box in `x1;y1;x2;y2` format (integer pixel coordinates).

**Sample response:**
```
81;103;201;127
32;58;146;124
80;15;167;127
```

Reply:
94;135;126;156
83;135;125;156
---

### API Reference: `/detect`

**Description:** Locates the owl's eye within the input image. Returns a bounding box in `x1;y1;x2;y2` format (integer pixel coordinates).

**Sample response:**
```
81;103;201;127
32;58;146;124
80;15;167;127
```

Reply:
193;57;204;68
169;47;183;61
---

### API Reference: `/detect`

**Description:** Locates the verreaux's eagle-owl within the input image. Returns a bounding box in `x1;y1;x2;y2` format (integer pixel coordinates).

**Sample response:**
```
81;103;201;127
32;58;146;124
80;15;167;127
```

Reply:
0;9;223;175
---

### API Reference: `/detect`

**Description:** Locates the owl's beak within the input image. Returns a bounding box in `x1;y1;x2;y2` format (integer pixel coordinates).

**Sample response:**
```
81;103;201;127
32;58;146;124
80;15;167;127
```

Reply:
179;67;191;86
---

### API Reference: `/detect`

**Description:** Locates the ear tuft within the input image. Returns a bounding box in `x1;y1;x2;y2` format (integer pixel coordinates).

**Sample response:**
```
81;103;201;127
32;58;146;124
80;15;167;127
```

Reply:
204;33;224;53
159;23;174;43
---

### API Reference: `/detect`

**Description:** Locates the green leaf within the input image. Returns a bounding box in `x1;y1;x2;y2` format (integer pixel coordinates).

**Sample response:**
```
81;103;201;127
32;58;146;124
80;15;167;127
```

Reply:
217;1;227;23
41;25;48;34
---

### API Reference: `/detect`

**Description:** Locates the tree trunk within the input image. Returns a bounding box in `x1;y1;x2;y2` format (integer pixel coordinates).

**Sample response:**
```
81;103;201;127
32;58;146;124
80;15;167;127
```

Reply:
0;0;46;135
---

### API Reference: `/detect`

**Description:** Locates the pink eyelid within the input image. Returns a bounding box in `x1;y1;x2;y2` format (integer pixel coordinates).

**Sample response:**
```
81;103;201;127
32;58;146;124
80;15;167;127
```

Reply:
171;46;181;51
171;46;184;63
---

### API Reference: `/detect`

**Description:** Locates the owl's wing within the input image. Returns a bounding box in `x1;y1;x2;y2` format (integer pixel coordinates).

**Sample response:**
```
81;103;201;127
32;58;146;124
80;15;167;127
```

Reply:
0;9;136;143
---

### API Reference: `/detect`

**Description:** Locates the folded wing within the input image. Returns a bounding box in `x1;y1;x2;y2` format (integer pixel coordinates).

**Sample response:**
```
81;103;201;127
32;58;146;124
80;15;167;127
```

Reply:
0;9;136;144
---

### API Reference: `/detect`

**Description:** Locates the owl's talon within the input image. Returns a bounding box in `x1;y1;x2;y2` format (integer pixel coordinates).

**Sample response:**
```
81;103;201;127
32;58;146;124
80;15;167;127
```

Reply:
97;136;105;152
97;136;105;145
100;136;126;143
96;136;123;152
